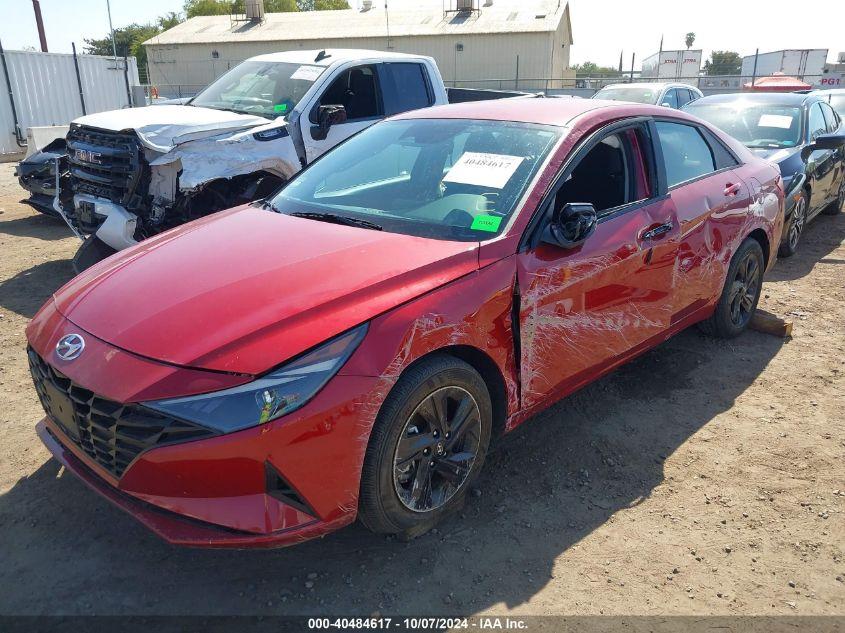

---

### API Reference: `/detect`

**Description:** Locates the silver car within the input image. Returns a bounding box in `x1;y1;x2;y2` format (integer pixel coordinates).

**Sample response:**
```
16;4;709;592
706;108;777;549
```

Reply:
592;82;703;109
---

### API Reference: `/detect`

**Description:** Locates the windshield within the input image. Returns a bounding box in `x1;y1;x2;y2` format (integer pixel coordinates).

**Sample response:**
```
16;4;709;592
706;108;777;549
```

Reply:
684;102;803;148
271;119;561;241
191;61;325;119
593;86;658;104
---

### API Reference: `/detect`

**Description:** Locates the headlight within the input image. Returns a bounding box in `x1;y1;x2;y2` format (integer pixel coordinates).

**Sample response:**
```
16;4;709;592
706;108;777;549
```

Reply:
144;324;367;433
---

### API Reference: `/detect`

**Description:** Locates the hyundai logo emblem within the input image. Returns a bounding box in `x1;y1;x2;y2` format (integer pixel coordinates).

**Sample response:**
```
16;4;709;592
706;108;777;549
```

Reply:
56;334;85;361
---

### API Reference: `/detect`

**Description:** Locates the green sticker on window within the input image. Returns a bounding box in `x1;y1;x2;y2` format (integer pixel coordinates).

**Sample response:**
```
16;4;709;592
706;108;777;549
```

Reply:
274;103;288;113
470;214;502;232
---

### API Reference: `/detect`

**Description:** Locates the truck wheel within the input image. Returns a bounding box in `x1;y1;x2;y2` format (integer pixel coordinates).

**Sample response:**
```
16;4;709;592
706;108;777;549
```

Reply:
698;237;764;339
72;237;117;274
359;355;492;538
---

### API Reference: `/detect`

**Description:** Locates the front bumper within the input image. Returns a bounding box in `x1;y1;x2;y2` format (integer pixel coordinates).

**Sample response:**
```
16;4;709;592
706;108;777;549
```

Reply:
29;307;383;548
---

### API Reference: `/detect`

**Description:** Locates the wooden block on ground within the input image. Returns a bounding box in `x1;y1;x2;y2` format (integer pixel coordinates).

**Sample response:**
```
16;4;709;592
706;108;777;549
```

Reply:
750;309;793;338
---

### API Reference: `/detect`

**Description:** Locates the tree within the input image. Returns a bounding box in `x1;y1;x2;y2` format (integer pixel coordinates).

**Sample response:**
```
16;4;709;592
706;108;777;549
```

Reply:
315;0;351;8
185;0;299;16
572;61;621;77
685;32;696;49
703;50;742;76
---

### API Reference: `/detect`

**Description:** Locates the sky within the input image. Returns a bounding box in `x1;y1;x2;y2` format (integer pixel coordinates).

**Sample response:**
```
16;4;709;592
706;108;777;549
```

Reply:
0;0;842;67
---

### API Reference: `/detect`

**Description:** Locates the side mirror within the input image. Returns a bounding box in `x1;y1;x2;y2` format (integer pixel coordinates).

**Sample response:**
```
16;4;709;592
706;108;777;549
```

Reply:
660;102;672;108
544;202;598;249
311;104;347;141
802;133;845;160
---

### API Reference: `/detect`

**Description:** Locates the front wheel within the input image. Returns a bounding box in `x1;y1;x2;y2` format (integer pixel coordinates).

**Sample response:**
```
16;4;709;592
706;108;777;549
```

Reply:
778;191;808;258
698;237;764;339
72;236;117;274
359;355;492;537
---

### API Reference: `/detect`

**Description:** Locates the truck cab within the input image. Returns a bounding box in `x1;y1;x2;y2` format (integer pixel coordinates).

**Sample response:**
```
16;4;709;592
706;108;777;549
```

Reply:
19;49;450;271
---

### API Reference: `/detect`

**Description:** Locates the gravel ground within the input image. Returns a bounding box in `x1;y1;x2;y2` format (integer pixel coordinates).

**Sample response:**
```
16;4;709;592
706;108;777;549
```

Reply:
0;163;842;616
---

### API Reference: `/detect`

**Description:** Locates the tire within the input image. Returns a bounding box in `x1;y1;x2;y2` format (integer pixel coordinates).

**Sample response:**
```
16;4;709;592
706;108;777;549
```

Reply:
822;178;845;216
778;190;808;258
359;354;492;537
72;236;117;274
698;237;764;339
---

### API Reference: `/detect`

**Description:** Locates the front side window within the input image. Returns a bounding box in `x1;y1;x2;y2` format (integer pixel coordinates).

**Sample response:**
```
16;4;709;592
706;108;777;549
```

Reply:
661;89;679;109
808;103;828;141
829;95;845;118
820;102;840;133
273;119;561;241
554;128;652;215
683;101;802;149
655;121;717;187
317;65;381;121
191;61;321;119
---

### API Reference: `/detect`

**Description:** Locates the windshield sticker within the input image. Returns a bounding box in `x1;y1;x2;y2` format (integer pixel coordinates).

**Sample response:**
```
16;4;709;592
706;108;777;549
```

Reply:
274;103;289;113
290;65;324;82
758;114;793;129
470;214;503;232
443;152;524;189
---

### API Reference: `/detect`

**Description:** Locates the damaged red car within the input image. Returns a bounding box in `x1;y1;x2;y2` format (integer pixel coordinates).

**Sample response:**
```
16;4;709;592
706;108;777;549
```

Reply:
27;98;784;547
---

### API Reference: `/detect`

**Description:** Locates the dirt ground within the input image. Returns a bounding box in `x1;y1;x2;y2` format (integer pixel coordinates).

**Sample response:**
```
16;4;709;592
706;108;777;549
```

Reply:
0;162;842;617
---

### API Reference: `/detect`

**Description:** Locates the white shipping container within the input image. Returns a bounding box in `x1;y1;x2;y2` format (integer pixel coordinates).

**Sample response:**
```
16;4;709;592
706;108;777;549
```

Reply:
741;49;828;79
641;50;702;80
0;49;140;159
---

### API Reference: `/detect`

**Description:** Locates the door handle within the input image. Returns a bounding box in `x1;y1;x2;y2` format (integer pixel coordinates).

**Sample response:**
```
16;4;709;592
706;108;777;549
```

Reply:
724;182;742;196
640;222;673;240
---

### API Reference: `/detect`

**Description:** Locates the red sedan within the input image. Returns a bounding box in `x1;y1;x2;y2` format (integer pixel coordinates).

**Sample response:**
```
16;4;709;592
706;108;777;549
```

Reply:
27;98;784;547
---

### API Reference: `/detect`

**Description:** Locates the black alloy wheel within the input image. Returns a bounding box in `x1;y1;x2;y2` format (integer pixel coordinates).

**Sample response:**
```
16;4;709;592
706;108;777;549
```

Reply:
823;178;845;216
393;386;482;513
779;192;807;258
359;355;492;536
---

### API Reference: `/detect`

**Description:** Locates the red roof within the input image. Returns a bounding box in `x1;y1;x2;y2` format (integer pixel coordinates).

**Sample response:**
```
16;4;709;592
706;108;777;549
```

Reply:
743;72;812;92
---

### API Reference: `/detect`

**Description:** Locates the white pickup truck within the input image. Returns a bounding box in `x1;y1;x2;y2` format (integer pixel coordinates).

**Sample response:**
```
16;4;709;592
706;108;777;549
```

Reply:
17;49;522;270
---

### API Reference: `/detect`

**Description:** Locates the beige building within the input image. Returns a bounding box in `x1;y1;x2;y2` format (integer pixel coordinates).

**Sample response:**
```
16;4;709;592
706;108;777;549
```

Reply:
143;0;574;95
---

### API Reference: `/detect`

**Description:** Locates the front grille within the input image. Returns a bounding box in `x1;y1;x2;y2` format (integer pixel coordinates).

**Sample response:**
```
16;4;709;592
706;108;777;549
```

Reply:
28;347;217;478
67;125;149;213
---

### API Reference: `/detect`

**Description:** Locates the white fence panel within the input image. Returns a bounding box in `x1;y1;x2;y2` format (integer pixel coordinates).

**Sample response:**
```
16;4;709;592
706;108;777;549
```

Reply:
0;49;139;158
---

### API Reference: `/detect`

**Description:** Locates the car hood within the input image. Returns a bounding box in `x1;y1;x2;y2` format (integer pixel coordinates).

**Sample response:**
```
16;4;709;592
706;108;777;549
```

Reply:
52;206;480;375
73;105;270;153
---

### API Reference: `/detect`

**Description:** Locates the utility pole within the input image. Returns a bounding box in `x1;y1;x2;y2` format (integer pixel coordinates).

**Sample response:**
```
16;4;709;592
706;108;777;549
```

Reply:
31;0;48;52
106;0;117;58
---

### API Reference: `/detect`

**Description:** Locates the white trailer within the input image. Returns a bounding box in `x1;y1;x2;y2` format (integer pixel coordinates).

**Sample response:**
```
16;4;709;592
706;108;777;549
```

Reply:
641;50;702;80
741;49;828;81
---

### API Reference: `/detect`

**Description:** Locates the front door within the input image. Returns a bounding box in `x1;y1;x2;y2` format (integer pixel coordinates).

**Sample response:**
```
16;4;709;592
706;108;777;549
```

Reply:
516;122;679;408
304;64;384;163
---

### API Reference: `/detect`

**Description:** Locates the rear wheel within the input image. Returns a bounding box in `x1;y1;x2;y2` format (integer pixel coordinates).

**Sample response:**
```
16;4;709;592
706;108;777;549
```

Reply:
822;178;845;216
698;237;764;339
778;191;808;258
359;355;492;537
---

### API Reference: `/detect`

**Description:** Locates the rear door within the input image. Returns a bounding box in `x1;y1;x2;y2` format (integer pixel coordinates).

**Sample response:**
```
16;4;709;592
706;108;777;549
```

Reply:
652;119;751;315
807;102;835;211
515;119;680;408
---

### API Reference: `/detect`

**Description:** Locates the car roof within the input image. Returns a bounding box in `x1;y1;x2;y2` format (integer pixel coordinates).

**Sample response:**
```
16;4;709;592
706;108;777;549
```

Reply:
810;88;845;95
687;92;821;107
394;97;689;127
598;82;698;90
247;49;431;67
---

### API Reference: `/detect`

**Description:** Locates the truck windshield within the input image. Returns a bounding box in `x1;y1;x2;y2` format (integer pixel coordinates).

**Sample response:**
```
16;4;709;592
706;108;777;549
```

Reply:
270;119;561;241
593;86;658;104
684;102;802;148
190;61;324;119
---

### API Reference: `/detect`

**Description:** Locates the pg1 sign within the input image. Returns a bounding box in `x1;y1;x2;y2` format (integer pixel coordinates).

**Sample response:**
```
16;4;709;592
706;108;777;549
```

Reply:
817;74;842;88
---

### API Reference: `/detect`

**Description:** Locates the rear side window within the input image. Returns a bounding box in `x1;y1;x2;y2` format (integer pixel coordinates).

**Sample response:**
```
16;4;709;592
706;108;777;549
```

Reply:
381;63;433;116
655;121;717;187
700;127;740;169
